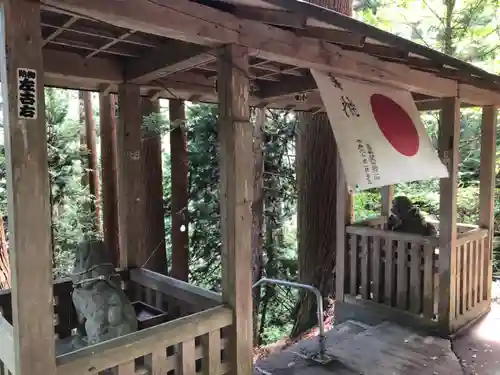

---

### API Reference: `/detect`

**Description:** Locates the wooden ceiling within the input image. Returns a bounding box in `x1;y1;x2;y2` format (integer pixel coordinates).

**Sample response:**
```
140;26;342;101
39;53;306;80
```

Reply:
38;0;500;110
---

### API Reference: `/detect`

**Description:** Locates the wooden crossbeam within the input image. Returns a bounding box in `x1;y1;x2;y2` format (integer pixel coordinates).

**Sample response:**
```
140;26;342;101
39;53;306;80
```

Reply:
42;15;78;46
231;5;365;46
125;40;216;83
41;20;160;48
295;26;365;46
42;0;500;104
43;49;123;82
231;5;307;28
256;75;315;100
39;49;466;110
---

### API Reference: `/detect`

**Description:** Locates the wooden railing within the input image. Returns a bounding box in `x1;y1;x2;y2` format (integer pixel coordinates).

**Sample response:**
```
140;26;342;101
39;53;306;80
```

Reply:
0;268;231;375
345;225;439;323
452;228;490;331
426;219;478;235
56;305;232;375
356;215;479;235
345;216;491;334
354;216;386;229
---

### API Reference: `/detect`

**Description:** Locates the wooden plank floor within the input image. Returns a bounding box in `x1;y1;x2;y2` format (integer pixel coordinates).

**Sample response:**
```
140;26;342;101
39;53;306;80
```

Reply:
254;320;463;375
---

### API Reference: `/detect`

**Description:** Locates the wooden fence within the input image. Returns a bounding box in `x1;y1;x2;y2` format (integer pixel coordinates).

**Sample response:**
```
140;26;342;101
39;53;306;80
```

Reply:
343;216;491;333
0;268;231;375
451;228;490;331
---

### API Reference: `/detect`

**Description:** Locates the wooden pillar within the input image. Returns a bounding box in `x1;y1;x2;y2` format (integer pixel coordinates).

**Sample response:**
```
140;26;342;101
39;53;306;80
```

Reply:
217;44;253;375
335;160;350;299
141;97;167;274
117;84;144;267
100;91;120;266
438;97;460;332
381;185;394;217
479;105;497;303
169;99;189;281
0;0;56;373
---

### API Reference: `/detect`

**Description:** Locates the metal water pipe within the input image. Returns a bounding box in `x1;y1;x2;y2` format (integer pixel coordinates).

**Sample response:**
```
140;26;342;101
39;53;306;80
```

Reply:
252;277;329;361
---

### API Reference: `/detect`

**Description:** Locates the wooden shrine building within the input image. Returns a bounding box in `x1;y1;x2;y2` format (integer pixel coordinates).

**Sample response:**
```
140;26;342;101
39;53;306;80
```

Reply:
0;0;499;374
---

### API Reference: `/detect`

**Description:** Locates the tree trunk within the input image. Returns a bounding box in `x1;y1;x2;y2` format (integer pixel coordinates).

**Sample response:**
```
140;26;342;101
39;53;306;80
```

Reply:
79;91;101;231
442;0;456;55
140;97;167;274
291;0;352;339
169;100;189;281
0;215;10;289
252;108;265;344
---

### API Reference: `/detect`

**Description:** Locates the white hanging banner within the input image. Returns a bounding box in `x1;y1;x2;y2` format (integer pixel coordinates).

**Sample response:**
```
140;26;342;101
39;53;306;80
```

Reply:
311;70;449;190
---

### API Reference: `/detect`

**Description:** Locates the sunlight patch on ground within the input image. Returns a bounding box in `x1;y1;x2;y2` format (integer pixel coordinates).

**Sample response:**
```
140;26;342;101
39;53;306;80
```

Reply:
473;281;500;343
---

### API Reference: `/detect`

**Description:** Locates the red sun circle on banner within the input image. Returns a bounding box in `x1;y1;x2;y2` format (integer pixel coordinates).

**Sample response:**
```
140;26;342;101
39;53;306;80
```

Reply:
370;93;420;157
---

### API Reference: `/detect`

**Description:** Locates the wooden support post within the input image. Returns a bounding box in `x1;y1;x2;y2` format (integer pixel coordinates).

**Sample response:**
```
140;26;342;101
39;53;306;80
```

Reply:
141;97;167;274
479;105;497;303
100;92;120;265
438;97;460;332
169;99;189;281
381;185;394;218
0;1;57;374
217;44;253;375
117;84;144;267
335;159;349;300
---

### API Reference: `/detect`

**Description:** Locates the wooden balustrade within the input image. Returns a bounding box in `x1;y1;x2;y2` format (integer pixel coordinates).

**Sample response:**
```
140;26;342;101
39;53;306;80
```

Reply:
0;268;230;375
56;305;232;375
354;216;387;229
452;228;490;330
346;225;439;322
345;217;491;334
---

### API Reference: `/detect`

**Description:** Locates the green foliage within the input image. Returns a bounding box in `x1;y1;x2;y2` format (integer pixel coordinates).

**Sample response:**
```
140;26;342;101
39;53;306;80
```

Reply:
45;88;96;277
256;110;298;344
184;104;222;289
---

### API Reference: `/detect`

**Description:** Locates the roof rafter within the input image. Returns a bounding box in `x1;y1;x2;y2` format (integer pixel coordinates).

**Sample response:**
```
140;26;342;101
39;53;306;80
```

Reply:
125;40;216;83
40;0;500;105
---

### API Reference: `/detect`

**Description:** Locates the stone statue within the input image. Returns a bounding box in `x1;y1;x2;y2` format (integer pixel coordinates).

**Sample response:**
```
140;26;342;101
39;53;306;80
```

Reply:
387;196;437;236
70;239;138;348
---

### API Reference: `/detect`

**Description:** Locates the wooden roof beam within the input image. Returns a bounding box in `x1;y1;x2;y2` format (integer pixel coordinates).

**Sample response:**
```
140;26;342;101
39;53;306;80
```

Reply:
125;40;216;83
43;48;124;82
42;15;79;46
295;26;365;46
232;5;365;46
256;75;315;100
42;48;218;97
42;0;500;104
231;5;307;28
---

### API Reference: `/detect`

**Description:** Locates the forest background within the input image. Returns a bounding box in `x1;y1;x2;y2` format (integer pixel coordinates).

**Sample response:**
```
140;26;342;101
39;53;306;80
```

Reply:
0;0;500;347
